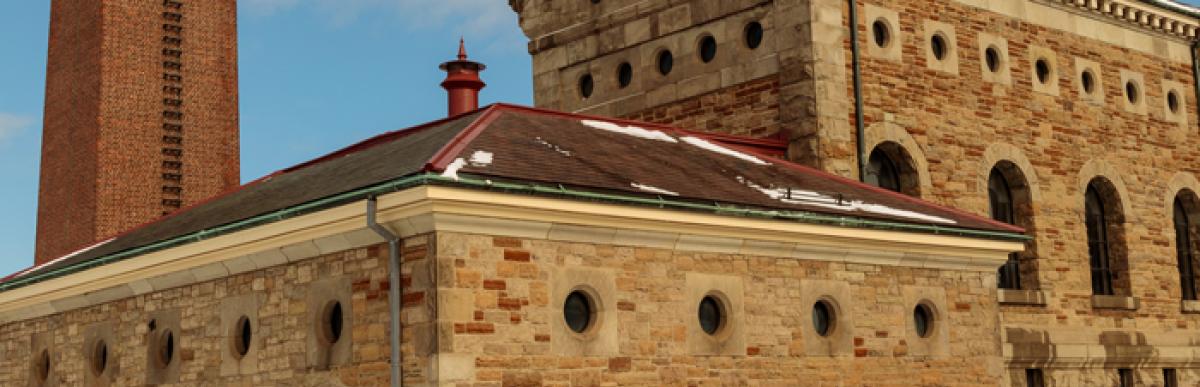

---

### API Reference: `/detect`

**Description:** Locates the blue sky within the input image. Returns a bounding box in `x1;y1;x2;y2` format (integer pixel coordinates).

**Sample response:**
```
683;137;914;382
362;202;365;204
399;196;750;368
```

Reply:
0;1;531;274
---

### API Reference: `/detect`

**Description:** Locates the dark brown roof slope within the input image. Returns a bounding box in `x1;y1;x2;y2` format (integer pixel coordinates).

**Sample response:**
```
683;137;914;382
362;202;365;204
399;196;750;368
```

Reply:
2;104;1021;289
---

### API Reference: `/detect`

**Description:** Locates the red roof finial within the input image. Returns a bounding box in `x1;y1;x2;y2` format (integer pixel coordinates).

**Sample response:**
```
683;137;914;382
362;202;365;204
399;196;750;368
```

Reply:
440;38;486;117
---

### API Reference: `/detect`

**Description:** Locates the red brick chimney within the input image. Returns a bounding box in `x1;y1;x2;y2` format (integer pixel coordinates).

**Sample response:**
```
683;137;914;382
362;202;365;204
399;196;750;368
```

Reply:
439;39;487;116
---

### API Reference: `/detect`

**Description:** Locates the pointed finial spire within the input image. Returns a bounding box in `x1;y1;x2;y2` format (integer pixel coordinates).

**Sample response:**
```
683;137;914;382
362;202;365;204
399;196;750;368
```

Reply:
457;37;468;60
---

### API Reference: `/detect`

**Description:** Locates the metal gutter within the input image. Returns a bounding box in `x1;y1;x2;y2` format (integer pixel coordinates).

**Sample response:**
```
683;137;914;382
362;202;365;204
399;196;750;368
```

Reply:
366;197;403;387
848;0;868;182
1193;40;1200;125
0;173;1028;293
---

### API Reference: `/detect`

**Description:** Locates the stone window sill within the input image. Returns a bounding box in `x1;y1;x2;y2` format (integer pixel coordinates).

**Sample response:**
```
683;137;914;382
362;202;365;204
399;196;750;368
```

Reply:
1091;295;1139;310
1183;300;1200;314
998;289;1047;306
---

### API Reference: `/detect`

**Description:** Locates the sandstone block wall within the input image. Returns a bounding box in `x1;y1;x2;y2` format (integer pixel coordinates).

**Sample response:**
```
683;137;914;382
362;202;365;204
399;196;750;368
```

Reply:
432;231;1006;386
0;235;437;386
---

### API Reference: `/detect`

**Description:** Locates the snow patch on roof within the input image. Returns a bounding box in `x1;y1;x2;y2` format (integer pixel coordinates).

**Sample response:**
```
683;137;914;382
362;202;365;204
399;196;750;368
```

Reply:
442;158;467;180
738;177;956;224
535;137;573;157
581;119;678;143
631;182;679;196
681;136;770;165
469;150;493;167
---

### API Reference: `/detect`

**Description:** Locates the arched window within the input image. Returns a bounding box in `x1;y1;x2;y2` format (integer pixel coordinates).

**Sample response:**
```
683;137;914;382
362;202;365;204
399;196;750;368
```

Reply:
1174;191;1199;301
865;148;900;192
1085;185;1112;295
989;169;1020;289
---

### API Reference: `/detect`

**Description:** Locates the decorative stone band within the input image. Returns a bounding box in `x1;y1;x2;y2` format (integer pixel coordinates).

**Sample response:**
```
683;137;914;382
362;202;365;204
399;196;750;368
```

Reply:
1041;0;1200;39
1004;325;1200;368
0;185;1023;325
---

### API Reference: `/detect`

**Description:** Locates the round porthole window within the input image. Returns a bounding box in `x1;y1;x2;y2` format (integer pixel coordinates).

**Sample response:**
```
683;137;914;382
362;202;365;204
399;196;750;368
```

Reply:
698;35;717;63
563;290;595;334
812;300;835;337
616;62;632;89
232;316;252;359
744;21;764;50
156;330;175;368
697;295;726;336
578;73;594;99
1081;69;1096;95
1169;90;1181;114
913;303;935;338
320;301;345;345
34;349;50;383
657;50;674;76
1126;81;1140;104
1035;58;1051;85
930;33;948;61
984;46;1000;73
871;19;890;48
90;340;108;376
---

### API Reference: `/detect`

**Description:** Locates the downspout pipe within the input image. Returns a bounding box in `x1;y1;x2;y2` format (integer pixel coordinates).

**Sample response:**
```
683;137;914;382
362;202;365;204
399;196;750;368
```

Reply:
848;0;867;181
367;197;403;387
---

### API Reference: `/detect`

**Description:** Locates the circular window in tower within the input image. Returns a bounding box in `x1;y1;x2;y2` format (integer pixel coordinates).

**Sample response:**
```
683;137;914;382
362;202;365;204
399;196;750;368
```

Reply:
320;301;345;345
1081;69;1096;95
984;46;1001;73
1169;90;1181;114
698;35;717;63
744;21;764;49
871;19;891;48
930;33;948;61
812;299;836;337
616;62;632;89
657;50;674;76
155;330;175;368
578;73;594;99
1126;80;1140;104
697;295;727;336
232;316;252;359
913;303;935;338
1035;58;1051;85
34;349;50;383
90;340;108;376
563;290;595;334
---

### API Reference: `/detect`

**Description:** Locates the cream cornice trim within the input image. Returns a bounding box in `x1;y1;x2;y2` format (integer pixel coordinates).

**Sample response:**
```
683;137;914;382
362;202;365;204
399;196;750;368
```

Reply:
0;185;1022;322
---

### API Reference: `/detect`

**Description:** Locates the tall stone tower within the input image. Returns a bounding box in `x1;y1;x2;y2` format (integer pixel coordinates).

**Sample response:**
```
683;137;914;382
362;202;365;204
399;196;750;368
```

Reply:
35;0;240;264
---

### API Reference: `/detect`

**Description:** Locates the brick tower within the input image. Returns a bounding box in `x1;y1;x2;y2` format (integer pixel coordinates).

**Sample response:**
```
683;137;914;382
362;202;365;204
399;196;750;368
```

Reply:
35;0;240;264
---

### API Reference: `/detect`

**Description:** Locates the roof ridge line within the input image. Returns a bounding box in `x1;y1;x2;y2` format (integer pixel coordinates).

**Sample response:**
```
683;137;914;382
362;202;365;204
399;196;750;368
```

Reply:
425;104;506;172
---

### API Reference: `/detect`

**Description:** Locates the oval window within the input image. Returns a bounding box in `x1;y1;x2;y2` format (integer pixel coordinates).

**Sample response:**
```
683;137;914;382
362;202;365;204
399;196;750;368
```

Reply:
578;73;594;99
871;19;890;48
563;290;594;334
616;62;632;89
744;22;764;49
657;50;674;76
984;46;1000;73
233;316;252;358
91;340;108;376
697;295;725;335
698;35;717;63
913;304;934;338
812;300;835;337
930;34;947;60
1035;58;1051;85
1081;69;1096;95
321;301;345;345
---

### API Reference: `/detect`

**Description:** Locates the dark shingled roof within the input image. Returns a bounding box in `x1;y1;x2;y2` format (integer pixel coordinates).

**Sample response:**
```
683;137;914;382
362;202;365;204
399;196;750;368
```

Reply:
3;104;1022;288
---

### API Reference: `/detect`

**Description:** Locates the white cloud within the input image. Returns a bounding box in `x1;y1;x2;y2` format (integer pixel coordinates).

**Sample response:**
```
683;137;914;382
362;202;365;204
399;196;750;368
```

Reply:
0;113;33;143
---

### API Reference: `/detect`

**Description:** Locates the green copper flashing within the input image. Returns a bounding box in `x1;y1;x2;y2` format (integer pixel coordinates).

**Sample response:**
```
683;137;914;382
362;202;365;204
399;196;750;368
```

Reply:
0;173;1026;293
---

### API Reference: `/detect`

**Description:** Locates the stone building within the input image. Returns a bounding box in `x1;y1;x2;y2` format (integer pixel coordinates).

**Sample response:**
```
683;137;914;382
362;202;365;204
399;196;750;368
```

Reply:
0;0;1195;386
510;0;1200;385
